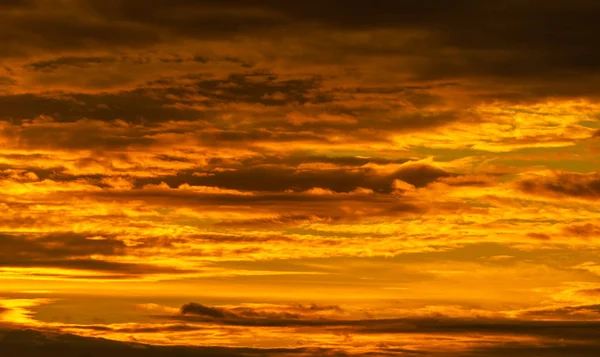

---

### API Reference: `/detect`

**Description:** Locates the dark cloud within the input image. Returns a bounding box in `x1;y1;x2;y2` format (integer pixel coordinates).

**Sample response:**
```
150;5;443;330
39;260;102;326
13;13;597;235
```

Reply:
180;302;343;321
78;187;424;223
527;232;552;241
0;233;193;276
192;73;325;107
25;56;117;72
71;0;600;99
1;0;598;101
180;302;228;318
519;304;600;320
203;154;412;170
194;129;326;146
135;163;453;194
0;92;200;124
562;223;600;238
518;172;600;200
135;167;385;193
0;258;189;277
0;72;323;124
393;164;451;188
170;302;600;347
8;118;156;151
0;233;124;259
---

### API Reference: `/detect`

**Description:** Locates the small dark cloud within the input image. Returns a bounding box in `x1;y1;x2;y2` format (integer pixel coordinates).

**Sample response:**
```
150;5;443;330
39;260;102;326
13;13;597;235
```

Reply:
0;232;125;259
0;258;190;277
193;73;324;106
178;302;347;325
180;302;344;322
527;232;552;241
562;223;600;238
180;302;228;318
393;164;451;188
518;172;600;200
25;56;117;72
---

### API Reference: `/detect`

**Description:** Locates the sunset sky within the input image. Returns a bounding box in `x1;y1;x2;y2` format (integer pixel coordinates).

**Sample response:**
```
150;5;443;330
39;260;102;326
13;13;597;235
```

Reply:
1;1;600;356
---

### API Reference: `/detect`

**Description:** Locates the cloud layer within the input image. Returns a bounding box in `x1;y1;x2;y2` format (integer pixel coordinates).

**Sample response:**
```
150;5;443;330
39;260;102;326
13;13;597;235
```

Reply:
1;1;599;356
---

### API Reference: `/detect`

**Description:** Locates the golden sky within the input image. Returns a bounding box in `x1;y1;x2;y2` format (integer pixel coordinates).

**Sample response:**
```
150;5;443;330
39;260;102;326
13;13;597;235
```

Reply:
1;1;600;356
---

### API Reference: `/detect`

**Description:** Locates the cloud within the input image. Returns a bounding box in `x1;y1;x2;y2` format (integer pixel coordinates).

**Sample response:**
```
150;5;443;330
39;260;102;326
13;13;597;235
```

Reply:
0;233;195;278
1;1;600;355
180;302;344;322
133;163;455;194
25;56;118;72
517;171;600;200
180;303;228;318
0;232;125;259
0;327;338;357
173;301;600;336
562;223;600;238
3;324;600;357
66;0;600;102
519;304;600;320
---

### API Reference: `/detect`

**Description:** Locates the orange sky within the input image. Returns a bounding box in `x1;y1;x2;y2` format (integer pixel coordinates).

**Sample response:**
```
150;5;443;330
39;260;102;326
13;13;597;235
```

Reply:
1;1;600;356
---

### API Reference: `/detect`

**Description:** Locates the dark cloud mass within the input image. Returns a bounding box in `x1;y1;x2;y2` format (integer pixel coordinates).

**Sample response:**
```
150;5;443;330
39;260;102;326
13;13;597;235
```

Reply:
179;302;344;322
180;302;228;318
0;232;124;258
173;301;600;338
133;163;453;194
518;172;600;200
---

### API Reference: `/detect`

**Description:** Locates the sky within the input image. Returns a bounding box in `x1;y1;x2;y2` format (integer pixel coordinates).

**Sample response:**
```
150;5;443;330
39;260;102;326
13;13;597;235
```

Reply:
1;0;600;356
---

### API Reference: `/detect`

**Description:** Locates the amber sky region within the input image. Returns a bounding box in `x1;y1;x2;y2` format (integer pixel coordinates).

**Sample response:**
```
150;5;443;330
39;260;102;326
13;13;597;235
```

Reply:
0;1;600;356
